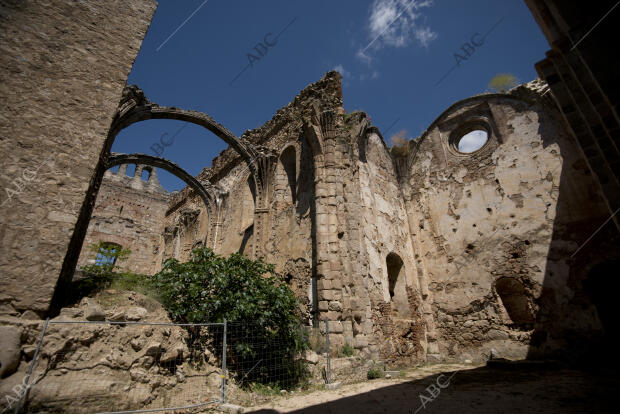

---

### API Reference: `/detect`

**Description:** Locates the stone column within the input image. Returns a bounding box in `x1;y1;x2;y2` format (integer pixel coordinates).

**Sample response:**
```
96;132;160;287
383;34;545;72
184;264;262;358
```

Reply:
249;152;276;259
313;110;348;347
117;164;128;177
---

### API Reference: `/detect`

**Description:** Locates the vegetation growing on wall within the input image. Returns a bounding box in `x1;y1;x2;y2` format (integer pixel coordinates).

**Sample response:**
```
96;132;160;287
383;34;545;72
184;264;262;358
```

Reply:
488;73;519;93
390;129;412;157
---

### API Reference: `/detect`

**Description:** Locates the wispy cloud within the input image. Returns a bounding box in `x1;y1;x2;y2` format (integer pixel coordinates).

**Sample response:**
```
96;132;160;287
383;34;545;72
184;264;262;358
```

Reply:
358;0;437;62
333;64;351;79
333;64;379;84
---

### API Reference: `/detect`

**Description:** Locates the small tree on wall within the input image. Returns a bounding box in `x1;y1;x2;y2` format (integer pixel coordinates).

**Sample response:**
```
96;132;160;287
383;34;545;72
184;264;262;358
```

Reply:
390;130;412;157
488;73;519;93
81;241;130;279
69;241;153;304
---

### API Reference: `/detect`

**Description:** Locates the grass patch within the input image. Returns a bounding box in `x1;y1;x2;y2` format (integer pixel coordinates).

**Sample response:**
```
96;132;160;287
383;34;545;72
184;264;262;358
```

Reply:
108;272;160;300
339;343;354;357
249;382;283;396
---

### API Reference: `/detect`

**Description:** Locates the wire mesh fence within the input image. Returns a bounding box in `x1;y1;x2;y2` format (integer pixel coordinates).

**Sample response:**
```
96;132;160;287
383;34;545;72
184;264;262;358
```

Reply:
225;322;311;391
5;318;400;412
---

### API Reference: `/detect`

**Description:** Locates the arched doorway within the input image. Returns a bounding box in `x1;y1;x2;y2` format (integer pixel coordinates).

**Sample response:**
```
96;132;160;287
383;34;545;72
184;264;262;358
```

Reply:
386;252;410;317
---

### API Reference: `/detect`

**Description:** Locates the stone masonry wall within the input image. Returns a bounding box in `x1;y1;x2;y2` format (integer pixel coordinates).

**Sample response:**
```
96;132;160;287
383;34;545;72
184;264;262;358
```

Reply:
77;166;169;275
158;74;615;364
402;84;614;362
0;0;157;315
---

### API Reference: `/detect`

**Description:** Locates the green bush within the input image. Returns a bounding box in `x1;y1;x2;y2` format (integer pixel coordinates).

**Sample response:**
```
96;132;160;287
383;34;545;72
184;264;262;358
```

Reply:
152;247;309;388
367;367;383;380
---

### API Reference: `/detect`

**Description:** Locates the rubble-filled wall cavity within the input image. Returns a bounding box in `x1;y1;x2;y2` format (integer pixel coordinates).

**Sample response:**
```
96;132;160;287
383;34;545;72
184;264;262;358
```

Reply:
0;0;157;316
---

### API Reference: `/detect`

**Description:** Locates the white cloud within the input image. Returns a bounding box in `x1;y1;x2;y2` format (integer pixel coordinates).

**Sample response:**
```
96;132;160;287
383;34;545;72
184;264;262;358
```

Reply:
333;65;379;83
458;130;488;153
333;64;351;79
359;0;437;60
414;26;437;48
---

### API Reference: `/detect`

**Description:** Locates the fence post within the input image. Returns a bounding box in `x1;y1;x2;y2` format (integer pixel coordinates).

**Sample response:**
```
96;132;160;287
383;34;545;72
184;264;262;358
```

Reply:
325;318;331;385
14;318;49;414
386;319;392;370
221;319;227;404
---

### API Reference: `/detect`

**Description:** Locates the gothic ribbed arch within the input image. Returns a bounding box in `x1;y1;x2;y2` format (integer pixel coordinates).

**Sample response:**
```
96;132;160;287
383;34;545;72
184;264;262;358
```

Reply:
106;153;215;218
109;85;264;200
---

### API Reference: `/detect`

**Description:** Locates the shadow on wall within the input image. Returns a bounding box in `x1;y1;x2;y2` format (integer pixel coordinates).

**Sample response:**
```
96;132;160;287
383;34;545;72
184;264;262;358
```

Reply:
521;103;620;363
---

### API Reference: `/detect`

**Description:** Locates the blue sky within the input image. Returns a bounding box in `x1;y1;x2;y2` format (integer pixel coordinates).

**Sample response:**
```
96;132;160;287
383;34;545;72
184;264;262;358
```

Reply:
111;0;549;191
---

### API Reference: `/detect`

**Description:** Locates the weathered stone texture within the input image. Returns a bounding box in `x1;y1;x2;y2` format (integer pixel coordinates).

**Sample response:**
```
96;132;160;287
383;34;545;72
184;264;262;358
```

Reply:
0;0;157;314
77;166;169;275
403;87;616;362
158;75;617;363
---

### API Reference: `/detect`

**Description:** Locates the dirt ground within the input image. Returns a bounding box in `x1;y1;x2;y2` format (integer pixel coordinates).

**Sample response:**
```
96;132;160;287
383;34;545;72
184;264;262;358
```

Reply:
240;362;618;413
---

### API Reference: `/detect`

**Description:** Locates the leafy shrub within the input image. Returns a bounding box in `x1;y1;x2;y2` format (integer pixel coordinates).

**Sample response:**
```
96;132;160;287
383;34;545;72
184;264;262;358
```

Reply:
367;367;383;380
152;247;309;388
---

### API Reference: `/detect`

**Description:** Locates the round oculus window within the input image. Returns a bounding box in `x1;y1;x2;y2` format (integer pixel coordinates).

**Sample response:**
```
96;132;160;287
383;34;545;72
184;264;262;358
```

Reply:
457;129;488;153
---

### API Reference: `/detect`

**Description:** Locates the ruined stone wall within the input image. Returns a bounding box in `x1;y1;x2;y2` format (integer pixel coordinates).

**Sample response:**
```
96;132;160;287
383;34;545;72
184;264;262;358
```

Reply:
401;83;615;363
158;74;616;364
353;130;425;363
0;0;157;315
77;166;169;275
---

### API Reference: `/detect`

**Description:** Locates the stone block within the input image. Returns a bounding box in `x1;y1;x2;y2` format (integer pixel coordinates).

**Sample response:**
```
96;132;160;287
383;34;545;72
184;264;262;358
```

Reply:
325;381;341;390
328;301;343;311
353;335;368;349
317;279;331;290
218;403;244;413
318;301;329;311
327;320;344;333
342;320;353;332
85;299;105;321
0;325;21;377
326;311;342;321
321;290;335;301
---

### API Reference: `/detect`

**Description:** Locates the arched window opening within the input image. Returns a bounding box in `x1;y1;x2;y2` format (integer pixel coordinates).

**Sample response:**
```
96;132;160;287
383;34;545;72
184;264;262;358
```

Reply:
274;146;297;205
141;166;152;181
125;164;136;178
495;277;534;326
386;252;409;317
94;242;123;267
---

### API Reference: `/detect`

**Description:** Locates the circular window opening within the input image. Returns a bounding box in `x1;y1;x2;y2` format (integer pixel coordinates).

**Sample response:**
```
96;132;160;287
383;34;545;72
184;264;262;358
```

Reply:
457;129;488;153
